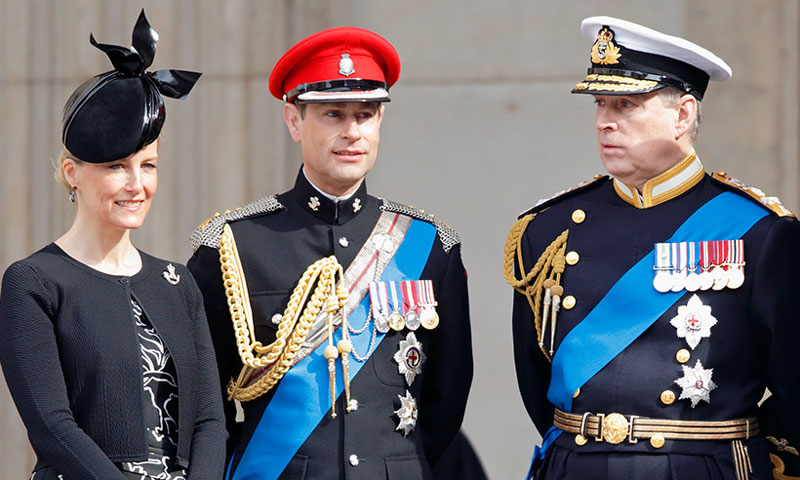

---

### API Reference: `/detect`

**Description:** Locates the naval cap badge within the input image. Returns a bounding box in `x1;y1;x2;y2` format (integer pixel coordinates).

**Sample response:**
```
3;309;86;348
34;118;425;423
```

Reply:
339;53;355;76
393;332;426;385
591;26;621;65
669;294;717;350
162;263;181;285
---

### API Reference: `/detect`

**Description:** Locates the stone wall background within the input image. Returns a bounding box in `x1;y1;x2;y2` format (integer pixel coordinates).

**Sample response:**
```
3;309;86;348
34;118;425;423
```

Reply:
0;1;797;478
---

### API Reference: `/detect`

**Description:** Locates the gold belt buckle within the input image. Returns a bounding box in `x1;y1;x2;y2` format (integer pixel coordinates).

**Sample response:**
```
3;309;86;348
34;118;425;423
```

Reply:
600;412;629;445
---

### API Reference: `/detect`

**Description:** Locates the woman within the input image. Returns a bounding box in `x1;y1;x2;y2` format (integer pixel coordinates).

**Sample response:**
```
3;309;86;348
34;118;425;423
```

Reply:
0;10;226;480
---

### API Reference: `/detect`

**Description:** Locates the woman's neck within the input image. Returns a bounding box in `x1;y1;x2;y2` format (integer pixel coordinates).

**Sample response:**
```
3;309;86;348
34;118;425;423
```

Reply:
55;215;141;276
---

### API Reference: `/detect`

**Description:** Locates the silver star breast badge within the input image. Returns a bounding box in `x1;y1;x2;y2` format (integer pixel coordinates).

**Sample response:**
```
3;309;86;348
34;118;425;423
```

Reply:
669;294;717;349
674;359;717;408
308;196;320;211
394;390;418;436
393;332;426;385
162;263;180;285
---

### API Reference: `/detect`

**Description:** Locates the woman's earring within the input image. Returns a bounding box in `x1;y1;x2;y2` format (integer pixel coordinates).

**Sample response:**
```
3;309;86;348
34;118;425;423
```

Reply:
69;186;77;203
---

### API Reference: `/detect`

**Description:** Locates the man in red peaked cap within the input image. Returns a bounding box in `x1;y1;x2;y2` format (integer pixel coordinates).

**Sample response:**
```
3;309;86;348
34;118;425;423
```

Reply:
188;27;476;480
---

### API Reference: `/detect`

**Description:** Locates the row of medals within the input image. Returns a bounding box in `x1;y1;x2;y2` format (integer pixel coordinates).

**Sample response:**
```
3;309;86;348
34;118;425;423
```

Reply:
652;240;744;293
370;280;439;333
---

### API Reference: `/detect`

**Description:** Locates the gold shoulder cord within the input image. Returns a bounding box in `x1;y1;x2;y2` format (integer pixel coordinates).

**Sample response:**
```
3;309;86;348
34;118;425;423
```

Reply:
503;213;569;362
219;224;351;415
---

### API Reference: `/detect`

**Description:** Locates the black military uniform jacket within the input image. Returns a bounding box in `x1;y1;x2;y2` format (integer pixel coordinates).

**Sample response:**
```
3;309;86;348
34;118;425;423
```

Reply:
188;170;473;480
509;155;800;480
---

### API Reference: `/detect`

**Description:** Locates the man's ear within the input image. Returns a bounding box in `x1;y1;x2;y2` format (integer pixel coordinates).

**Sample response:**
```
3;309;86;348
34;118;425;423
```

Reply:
283;103;303;143
675;94;698;140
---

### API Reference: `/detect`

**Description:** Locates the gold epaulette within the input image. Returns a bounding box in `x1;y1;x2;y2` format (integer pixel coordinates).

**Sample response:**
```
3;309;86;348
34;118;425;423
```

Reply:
712;172;796;218
190;195;284;252
520;174;607;217
503;213;569;361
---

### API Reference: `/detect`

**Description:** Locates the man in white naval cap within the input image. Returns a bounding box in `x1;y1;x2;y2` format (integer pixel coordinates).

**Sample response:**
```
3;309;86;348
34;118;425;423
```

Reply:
505;16;799;480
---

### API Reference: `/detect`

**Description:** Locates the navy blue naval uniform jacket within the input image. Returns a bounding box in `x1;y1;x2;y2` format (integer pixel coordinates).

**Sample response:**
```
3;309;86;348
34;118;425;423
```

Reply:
511;160;800;479
187;170;473;480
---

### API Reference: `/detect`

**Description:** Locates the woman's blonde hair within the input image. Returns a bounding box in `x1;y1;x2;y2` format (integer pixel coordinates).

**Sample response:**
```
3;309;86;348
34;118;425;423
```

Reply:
53;147;82;195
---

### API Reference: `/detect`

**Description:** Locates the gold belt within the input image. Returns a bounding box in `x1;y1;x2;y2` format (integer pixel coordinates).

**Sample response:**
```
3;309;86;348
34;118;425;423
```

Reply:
554;408;758;447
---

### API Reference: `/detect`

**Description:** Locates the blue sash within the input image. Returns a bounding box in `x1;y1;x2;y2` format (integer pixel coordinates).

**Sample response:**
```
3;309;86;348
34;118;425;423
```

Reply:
228;219;436;480
548;192;768;412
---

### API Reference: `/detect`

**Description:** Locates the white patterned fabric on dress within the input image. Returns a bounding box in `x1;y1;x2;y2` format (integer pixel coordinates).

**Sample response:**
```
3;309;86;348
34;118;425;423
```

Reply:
118;298;188;480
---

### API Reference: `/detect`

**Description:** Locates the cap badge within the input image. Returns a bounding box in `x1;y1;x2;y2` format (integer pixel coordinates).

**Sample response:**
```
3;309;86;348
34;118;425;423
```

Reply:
339;53;355;76
591;26;621;65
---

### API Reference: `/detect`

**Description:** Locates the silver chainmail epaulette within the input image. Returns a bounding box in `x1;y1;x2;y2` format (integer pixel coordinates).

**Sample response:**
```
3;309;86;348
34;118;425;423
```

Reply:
190;195;284;252
379;198;461;253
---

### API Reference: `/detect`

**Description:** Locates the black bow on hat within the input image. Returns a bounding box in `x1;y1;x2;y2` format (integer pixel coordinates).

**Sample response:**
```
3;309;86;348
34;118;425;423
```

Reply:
62;9;201;164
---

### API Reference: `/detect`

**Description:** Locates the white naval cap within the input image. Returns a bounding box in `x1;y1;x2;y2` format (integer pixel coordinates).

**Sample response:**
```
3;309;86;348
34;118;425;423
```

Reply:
572;16;732;100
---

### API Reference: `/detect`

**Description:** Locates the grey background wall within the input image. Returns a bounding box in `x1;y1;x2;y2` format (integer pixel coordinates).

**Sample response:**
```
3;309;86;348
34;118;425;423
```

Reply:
1;1;797;478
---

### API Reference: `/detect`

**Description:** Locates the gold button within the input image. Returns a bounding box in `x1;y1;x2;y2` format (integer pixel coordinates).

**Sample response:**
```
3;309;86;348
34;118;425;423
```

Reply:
573;388;581;398
575;434;588;446
563;295;576;310
660;389;676;405
571;209;586;224
566;251;580;265
650;433;665;449
676;349;691;364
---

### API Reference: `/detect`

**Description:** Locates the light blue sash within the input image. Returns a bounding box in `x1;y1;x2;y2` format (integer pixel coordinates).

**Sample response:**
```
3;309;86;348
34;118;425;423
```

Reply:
228;219;436;480
548;192;767;412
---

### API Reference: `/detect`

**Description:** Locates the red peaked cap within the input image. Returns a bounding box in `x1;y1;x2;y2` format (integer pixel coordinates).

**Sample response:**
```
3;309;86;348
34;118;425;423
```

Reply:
269;27;401;101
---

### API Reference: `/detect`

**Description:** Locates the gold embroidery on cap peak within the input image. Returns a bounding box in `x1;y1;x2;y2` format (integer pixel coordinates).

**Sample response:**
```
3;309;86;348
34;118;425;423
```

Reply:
591;27;621;65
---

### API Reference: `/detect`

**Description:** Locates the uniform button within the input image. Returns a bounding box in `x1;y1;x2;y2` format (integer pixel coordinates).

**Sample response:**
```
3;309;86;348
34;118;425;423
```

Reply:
339;237;349;248
118;277;130;285
349;454;359;466
650;433;665;449
660;389;676;405
571;209;586;224
574;434;588;446
565;251;580;265
271;313;282;325
562;295;576;310
676;349;691;364
573;388;581;398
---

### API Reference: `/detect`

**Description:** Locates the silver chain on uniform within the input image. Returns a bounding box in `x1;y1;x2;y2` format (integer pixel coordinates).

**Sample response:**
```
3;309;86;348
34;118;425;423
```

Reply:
343;245;391;362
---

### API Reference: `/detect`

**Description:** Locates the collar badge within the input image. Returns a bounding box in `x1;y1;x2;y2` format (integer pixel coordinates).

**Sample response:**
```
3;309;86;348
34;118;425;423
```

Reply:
339;53;355;76
675;359;717;408
394;332;426;385
669;294;717;349
591;26;621;65
163;263;181;285
394;390;418;436
353;198;362;213
308;196;321;211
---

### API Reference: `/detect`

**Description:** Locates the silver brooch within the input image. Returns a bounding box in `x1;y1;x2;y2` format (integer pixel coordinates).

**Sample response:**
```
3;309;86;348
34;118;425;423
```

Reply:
353;198;362;213
394;390;418;436
339;53;355;76
308;196;321;211
674;359;716;408
669;294;717;349
162;263;181;285
393;332;426;385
